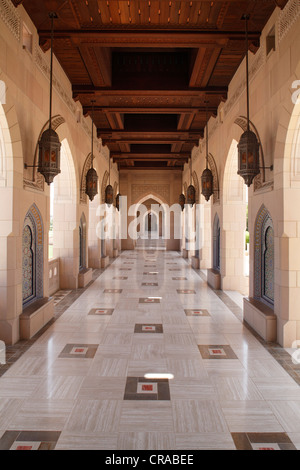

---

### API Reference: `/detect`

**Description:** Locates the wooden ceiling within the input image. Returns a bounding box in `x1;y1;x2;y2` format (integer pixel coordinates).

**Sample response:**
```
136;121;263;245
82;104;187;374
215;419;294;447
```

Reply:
15;0;288;170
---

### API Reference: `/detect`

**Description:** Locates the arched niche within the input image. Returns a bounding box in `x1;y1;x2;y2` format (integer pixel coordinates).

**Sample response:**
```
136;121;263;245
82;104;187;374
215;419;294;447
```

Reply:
212;213;221;272
22;204;44;306
254;205;274;307
79;213;87;270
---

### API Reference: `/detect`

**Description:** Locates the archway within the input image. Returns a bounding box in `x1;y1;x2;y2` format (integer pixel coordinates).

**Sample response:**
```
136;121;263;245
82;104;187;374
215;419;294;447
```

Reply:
134;195;166;241
273;93;300;346
222;138;249;295
50;137;78;289
0;98;24;345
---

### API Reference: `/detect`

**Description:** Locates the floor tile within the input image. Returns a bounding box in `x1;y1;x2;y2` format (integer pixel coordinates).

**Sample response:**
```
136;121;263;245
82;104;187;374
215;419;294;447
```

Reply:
1;239;299;450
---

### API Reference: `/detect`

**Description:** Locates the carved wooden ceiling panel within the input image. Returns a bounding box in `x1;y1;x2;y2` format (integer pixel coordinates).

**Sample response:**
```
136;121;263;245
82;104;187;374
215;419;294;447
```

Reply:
16;0;288;170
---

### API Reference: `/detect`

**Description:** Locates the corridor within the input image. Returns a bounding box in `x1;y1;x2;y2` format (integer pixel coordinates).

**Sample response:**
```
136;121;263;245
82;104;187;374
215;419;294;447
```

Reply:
0;241;300;450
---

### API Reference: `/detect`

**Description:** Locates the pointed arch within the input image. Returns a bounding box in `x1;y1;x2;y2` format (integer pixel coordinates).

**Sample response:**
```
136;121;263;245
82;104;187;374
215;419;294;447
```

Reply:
254;205;274;306
80;153;93;204
22;203;44;306
223;139;246;204
207;153;220;204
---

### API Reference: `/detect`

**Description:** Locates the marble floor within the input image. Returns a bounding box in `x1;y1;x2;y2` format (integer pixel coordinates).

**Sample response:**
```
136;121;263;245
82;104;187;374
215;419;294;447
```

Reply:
1;239;300;450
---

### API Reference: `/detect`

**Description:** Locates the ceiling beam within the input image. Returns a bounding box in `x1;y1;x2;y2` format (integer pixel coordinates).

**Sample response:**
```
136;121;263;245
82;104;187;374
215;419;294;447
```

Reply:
111;152;190;158
38;29;260;51
83;106;216;114
73;85;228;98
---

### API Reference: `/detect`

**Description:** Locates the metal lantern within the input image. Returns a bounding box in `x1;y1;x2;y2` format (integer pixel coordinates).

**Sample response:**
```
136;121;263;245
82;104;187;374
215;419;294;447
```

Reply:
85;100;98;201
201;101;214;201
38;128;61;185
86;166;98;201
186;184;196;207
201;167;214;202
105;184;114;206
237;129;260;187
179;193;185;211
38;13;61;185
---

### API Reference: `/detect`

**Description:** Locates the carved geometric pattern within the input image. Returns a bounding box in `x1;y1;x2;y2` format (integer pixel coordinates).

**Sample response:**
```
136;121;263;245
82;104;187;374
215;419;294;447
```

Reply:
22;204;44;306
0;0;21;41
278;0;300;43
254;205;274;306
22;224;34;303
131;184;170;204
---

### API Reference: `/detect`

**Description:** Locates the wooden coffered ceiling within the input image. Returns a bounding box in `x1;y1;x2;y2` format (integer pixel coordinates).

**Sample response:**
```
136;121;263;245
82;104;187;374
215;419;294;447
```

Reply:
15;0;288;170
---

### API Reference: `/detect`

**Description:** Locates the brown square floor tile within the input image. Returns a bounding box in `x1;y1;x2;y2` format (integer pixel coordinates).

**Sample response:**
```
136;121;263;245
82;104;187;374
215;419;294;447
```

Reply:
58;343;98;359
124;377;170;400
88;308;114;316
185;309;210;317
0;431;61;450
231;432;297;450
139;298;161;304
177;289;196;294
104;289;123;293
134;324;163;333
198;344;238;359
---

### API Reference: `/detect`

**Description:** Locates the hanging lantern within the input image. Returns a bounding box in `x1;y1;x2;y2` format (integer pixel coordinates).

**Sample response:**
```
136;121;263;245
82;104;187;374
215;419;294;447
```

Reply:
179;193;185;211
201;101;214;201
186;184;196;206
85;100;98;201
86;167;98;201
237;129;260;187
38;128;61;185
116;193;121;211
186;157;196;207
105;184;114;206
201;168;214;202
237;14;260;187
38;13;61;185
